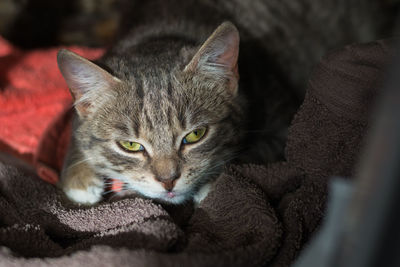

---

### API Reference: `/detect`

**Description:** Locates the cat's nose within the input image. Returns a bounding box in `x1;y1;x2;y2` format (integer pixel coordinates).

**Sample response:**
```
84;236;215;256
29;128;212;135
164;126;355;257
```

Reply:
155;172;180;191
152;156;181;191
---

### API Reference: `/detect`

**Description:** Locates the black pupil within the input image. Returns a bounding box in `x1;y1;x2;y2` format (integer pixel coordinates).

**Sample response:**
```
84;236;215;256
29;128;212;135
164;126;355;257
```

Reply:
193;130;198;136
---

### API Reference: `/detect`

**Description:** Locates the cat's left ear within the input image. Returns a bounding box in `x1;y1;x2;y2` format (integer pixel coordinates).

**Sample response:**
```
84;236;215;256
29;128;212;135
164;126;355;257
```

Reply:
57;49;121;117
184;21;240;96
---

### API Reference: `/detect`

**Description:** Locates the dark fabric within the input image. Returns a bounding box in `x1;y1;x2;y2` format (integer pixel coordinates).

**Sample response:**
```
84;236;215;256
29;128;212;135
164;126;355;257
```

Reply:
310;40;393;122
0;39;394;266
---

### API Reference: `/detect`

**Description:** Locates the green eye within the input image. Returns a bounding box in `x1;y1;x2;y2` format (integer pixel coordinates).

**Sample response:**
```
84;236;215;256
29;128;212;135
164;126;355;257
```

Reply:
183;127;207;144
118;141;144;152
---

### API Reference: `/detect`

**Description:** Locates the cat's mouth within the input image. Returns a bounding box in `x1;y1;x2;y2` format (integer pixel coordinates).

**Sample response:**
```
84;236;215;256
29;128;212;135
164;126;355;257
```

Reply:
119;179;190;204
166;191;176;198
162;190;182;200
156;190;188;204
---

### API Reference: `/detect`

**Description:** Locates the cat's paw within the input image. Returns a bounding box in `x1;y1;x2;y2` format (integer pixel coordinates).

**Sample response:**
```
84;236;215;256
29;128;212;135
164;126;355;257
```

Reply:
59;159;104;205
64;184;103;205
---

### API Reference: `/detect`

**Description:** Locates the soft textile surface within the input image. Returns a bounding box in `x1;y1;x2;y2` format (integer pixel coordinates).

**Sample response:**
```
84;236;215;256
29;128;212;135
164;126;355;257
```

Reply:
0;38;394;266
0;36;103;183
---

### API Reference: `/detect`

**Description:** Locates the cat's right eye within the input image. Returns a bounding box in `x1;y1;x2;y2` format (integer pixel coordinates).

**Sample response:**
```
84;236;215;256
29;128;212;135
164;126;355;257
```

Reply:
118;141;144;152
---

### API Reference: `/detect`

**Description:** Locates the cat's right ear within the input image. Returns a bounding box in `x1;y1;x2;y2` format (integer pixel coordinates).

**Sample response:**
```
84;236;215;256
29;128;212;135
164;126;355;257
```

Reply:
57;49;121;117
184;21;240;96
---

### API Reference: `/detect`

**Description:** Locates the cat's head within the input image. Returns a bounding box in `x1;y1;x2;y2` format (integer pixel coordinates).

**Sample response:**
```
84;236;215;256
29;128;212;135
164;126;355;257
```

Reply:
57;22;243;204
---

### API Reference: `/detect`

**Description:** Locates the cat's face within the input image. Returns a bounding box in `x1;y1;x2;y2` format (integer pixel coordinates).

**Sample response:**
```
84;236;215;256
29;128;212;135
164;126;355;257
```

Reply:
79;71;241;203
58;22;242;203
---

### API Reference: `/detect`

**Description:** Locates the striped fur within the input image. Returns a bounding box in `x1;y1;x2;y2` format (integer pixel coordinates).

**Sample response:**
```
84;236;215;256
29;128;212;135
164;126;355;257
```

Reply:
57;0;382;204
58;22;243;204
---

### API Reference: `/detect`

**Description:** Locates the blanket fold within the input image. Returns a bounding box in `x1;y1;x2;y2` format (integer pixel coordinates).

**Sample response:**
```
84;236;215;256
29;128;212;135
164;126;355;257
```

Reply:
0;37;394;266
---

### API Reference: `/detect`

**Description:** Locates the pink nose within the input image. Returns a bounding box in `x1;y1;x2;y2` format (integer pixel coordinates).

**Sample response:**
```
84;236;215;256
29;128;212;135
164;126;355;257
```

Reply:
155;172;180;191
152;156;181;191
159;179;176;191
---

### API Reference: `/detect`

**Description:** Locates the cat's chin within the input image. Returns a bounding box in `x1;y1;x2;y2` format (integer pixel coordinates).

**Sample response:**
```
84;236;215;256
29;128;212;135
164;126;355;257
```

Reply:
154;191;189;204
125;184;194;204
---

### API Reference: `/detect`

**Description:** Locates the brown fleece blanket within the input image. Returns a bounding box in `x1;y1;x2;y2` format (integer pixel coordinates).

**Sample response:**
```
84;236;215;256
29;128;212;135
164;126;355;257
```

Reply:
0;40;394;266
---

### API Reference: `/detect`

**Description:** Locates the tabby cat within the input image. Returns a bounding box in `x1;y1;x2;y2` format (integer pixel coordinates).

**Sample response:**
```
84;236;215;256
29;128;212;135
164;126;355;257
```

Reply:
57;0;382;204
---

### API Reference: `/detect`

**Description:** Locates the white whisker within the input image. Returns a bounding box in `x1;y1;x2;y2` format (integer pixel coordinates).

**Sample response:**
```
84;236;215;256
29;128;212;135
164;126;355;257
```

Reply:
65;157;95;171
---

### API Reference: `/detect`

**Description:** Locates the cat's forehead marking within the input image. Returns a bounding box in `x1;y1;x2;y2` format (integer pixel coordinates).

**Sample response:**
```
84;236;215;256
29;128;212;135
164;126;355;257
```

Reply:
132;71;183;150
117;66;219;154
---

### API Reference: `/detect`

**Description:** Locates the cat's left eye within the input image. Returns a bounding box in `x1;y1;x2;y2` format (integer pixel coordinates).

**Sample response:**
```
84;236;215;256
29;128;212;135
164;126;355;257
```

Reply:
183;127;207;144
118;141;144;152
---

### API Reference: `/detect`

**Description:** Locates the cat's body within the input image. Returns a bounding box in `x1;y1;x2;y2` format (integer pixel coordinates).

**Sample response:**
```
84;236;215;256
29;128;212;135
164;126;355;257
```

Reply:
58;0;383;205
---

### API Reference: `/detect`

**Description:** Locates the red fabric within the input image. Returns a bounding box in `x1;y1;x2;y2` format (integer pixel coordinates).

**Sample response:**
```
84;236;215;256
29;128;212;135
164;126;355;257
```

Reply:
0;36;104;184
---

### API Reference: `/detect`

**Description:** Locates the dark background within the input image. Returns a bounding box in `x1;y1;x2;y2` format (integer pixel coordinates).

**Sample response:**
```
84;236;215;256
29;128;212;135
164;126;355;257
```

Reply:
0;0;399;50
0;0;129;48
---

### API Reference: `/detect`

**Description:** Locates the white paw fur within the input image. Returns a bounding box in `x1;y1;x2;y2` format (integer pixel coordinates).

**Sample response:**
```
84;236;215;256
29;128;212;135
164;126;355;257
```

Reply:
64;185;103;205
